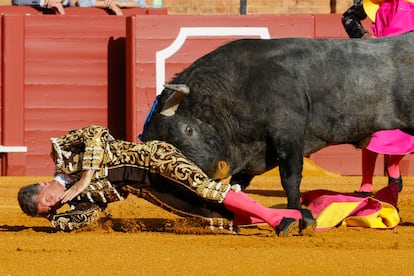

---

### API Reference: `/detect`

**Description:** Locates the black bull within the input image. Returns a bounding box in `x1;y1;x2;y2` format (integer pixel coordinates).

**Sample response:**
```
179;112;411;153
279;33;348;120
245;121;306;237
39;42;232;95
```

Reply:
141;32;414;210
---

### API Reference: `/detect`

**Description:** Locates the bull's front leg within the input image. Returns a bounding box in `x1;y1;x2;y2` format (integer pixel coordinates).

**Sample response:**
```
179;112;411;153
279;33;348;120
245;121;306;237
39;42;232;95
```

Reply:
278;153;316;234
278;156;303;210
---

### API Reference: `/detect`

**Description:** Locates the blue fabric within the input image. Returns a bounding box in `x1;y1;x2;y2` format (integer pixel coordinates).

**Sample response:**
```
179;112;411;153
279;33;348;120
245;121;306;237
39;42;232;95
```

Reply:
129;0;146;7
12;0;41;6
77;0;95;7
77;0;146;7
139;96;159;141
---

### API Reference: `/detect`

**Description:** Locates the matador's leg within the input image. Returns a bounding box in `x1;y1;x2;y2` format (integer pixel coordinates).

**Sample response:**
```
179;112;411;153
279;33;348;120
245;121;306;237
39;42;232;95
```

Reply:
144;141;314;236
111;140;314;236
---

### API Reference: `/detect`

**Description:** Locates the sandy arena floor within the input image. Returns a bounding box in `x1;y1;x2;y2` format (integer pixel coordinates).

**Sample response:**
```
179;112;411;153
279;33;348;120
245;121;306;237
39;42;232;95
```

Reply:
2;162;414;275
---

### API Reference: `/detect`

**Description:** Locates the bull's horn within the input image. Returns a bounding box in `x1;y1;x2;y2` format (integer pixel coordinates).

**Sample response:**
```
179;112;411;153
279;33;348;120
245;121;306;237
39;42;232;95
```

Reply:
160;83;190;116
163;83;190;95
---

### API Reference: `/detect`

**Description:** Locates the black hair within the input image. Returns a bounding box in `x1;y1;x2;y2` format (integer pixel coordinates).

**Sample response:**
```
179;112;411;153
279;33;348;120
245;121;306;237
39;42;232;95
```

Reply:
17;183;41;216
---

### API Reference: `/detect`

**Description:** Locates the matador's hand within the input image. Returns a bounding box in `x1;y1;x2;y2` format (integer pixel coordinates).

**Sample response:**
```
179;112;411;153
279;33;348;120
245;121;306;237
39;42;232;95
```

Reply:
61;179;89;203
362;32;375;39
61;170;95;203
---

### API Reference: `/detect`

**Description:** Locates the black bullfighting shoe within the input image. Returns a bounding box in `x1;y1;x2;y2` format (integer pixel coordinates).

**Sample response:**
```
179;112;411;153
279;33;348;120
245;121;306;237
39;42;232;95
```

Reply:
388;175;403;192
276;218;300;237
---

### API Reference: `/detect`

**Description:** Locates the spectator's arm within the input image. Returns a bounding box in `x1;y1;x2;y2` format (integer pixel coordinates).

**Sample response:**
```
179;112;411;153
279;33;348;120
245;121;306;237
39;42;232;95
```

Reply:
94;0;123;15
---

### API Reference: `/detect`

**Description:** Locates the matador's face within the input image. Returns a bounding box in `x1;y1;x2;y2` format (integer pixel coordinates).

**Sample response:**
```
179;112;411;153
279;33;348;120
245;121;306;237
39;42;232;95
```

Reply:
36;181;65;215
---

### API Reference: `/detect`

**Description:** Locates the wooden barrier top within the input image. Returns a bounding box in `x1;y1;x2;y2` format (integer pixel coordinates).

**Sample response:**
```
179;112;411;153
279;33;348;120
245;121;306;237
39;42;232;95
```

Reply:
0;6;167;16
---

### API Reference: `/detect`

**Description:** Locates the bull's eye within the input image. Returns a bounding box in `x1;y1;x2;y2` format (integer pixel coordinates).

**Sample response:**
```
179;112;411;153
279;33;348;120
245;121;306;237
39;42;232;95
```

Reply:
185;126;193;136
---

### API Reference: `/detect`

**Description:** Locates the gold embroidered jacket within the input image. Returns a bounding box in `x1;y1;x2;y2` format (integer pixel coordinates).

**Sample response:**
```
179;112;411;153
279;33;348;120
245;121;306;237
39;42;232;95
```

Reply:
49;125;236;232
50;125;232;206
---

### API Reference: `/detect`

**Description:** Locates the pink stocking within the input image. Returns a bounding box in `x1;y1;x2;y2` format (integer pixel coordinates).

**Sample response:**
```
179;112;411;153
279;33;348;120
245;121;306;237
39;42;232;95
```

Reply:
232;215;264;226
387;155;404;178
360;148;378;192
223;190;302;228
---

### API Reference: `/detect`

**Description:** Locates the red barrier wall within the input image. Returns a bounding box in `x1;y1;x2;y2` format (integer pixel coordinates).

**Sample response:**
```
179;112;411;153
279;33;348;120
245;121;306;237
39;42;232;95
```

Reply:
0;7;167;176
1;9;413;176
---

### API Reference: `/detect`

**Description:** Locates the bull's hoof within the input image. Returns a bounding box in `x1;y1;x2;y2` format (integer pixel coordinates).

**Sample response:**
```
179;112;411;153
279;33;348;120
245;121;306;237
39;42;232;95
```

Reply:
388;176;403;192
276;210;316;237
276;218;300;237
299;209;316;236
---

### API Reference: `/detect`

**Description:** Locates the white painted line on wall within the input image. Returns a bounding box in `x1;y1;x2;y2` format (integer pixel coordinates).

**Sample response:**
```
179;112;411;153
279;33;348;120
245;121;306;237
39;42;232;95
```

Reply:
0;145;27;153
155;27;271;95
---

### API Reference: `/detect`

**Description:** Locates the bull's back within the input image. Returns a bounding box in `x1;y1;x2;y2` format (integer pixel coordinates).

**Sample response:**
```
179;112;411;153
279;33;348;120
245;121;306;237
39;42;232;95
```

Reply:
180;33;414;100
171;33;414;147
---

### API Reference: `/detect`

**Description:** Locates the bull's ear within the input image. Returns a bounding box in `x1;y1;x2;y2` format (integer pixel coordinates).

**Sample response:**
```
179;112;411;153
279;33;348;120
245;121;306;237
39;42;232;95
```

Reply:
160;83;190;116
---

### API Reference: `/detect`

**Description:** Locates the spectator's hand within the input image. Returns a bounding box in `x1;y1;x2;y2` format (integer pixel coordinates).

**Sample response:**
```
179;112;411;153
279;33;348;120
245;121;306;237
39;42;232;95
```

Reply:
44;0;65;15
104;0;123;16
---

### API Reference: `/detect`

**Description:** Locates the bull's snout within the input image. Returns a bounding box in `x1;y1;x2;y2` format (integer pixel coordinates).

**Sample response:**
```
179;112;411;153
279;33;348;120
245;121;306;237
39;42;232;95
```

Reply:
210;160;230;180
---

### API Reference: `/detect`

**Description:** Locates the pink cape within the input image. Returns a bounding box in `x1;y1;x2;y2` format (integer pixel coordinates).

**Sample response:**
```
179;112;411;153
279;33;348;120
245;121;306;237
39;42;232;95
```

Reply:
301;183;400;231
367;129;414;154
